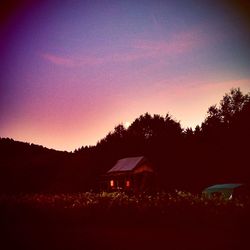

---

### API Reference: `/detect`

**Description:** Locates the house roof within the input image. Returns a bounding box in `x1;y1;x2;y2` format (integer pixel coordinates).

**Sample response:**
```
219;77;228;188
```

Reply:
107;156;145;173
203;183;242;192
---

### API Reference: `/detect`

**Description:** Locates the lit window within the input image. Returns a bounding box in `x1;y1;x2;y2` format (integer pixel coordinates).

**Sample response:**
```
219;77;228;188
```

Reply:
126;180;130;187
110;180;114;187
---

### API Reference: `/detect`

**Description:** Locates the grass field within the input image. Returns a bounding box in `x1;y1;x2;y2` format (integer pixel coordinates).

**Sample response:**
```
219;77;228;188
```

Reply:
1;191;249;250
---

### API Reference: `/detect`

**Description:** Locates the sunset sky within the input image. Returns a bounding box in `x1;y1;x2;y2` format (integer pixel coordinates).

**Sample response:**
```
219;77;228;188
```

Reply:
1;0;250;151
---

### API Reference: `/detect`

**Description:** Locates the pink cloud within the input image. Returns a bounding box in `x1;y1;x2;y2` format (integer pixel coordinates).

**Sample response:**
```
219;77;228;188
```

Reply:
109;29;208;63
132;30;206;56
41;53;74;66
41;52;106;67
41;29;212;67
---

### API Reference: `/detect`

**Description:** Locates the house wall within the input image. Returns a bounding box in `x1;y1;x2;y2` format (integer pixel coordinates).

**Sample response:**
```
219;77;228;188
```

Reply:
103;171;156;192
101;173;132;192
133;164;154;174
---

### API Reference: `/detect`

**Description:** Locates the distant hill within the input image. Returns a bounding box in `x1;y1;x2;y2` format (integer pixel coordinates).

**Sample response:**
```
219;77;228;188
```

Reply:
0;138;92;193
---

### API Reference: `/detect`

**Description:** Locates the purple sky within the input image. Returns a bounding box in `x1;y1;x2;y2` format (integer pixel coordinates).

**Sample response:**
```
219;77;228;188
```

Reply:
1;0;250;151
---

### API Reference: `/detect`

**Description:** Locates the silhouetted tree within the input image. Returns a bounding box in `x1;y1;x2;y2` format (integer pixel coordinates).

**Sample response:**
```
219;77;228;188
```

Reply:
202;88;250;136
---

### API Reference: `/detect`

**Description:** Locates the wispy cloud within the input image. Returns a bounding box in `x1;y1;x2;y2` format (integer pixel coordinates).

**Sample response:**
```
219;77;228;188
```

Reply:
41;53;74;66
41;52;106;67
41;29;213;67
132;29;206;55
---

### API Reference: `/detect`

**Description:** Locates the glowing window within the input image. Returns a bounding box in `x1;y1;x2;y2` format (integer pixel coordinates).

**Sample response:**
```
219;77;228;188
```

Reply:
110;180;114;187
126;180;130;187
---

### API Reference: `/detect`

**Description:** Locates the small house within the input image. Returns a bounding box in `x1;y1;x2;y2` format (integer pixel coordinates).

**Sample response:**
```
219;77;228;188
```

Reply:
202;183;243;200
102;156;155;192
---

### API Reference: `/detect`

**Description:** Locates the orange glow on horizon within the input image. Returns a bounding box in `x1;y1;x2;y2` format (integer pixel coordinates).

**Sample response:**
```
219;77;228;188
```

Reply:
1;78;249;151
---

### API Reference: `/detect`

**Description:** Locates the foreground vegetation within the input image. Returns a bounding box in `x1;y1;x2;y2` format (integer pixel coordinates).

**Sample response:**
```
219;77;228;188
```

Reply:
1;191;249;222
1;191;249;250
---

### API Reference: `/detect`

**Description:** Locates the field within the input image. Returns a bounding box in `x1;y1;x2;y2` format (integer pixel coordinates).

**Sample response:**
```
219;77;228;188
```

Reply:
1;191;249;250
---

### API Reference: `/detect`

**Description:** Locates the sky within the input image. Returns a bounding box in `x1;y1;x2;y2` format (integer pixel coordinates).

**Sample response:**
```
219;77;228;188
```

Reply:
1;0;250;151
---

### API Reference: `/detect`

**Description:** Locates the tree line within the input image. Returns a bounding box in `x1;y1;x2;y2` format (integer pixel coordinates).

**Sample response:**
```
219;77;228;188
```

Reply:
0;88;249;193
